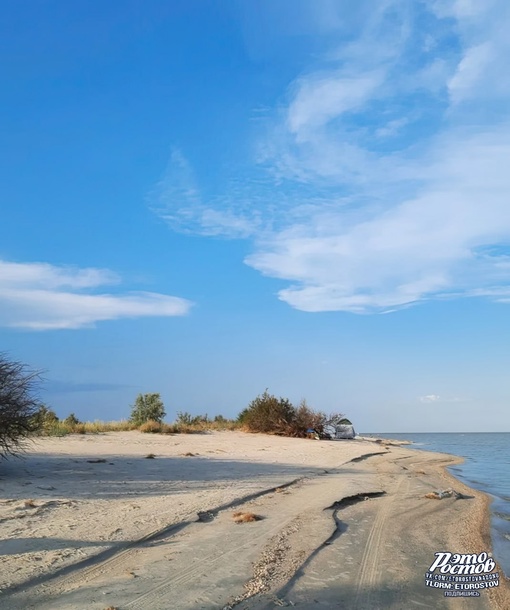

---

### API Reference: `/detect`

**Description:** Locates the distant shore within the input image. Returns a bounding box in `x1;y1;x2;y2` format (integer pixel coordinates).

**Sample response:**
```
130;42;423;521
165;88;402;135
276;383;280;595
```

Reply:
0;431;508;609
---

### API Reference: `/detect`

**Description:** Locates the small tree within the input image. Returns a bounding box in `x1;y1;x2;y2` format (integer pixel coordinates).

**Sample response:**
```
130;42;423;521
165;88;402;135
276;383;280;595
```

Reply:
130;393;166;426
0;354;42;458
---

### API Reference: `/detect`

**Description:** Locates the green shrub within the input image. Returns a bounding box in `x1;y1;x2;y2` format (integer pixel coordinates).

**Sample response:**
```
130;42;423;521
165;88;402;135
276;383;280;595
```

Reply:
32;406;59;434
63;413;81;427
176;411;201;426
238;390;297;435
238;392;343;438
129;393;166;426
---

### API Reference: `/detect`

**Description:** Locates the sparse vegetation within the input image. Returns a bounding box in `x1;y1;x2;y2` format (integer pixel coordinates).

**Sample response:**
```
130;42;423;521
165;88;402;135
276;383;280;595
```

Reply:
176;411;206;426
1;371;347;442
0;354;42;458
36;419;137;437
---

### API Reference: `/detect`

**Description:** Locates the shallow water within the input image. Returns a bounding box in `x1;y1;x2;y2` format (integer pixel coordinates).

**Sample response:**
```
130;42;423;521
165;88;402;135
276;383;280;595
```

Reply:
366;432;510;578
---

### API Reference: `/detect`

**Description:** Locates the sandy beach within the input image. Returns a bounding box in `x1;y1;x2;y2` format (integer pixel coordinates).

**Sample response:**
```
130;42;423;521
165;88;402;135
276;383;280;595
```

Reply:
0;431;508;610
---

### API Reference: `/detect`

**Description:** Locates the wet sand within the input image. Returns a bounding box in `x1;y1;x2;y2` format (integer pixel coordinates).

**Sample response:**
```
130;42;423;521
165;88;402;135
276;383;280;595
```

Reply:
0;431;508;609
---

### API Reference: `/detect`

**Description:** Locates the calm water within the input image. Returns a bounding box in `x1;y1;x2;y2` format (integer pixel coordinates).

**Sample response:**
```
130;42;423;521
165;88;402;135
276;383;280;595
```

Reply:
366;432;510;578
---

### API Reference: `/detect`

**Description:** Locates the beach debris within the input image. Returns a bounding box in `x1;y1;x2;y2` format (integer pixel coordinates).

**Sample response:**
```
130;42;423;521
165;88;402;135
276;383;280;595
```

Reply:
87;459;107;464
144;453;156;459
181;452;198;457
232;511;263;523
424;488;470;500
197;511;215;522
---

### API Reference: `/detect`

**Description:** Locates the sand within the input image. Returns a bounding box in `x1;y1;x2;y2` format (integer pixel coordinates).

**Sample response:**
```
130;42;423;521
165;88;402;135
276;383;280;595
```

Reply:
0;431;508;610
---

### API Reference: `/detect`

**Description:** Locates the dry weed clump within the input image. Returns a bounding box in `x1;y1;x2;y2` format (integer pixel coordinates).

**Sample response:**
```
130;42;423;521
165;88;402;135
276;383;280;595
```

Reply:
232;511;263;523
138;420;162;433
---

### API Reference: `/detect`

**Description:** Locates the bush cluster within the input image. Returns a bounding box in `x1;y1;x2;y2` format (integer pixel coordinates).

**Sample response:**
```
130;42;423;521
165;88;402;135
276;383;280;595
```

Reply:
238;390;341;438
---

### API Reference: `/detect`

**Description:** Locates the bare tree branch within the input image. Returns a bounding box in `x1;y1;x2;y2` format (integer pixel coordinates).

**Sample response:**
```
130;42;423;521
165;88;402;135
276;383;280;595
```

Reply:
0;354;42;458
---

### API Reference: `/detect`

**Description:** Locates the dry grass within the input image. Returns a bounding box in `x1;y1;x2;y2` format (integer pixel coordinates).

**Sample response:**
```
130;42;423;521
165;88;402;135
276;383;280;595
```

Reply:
138;420;163;433
232;511;263;523
38;415;241;438
42;420;138;437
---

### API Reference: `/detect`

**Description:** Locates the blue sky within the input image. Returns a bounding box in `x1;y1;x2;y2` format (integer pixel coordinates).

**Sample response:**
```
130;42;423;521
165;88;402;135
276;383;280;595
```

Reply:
2;0;510;432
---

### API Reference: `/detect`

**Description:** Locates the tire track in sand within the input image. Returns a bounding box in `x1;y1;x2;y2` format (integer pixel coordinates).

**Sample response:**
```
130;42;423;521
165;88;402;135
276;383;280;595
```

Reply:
4;480;304;610
353;473;409;609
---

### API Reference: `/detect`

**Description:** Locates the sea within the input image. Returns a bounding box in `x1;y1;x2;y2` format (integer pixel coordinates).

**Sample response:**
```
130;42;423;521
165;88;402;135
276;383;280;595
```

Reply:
366;432;510;578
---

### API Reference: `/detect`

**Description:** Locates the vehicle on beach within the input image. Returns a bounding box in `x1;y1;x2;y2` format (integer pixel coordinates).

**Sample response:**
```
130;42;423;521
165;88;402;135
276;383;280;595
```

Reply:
308;417;356;440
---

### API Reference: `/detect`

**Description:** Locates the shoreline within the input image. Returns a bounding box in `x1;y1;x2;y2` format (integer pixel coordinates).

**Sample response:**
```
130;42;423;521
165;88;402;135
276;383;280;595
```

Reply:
409;445;509;610
363;434;509;609
0;431;508;609
367;434;510;578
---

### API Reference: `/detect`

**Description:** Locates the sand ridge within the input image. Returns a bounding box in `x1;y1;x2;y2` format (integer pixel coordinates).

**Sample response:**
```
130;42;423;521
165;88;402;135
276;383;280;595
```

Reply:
0;431;508;609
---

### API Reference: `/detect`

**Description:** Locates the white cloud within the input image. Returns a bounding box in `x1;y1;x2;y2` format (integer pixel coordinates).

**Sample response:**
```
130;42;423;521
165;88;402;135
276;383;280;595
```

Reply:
154;1;510;314
0;260;192;330
243;1;510;313
448;43;494;104
419;395;465;403
420;395;441;403
247;125;510;312
287;70;384;137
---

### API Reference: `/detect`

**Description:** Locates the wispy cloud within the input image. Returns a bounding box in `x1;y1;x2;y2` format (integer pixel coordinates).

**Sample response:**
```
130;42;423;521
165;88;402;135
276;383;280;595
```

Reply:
419;394;465;404
0;260;192;330
149;149;262;239
153;1;510;314
420;394;441;403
